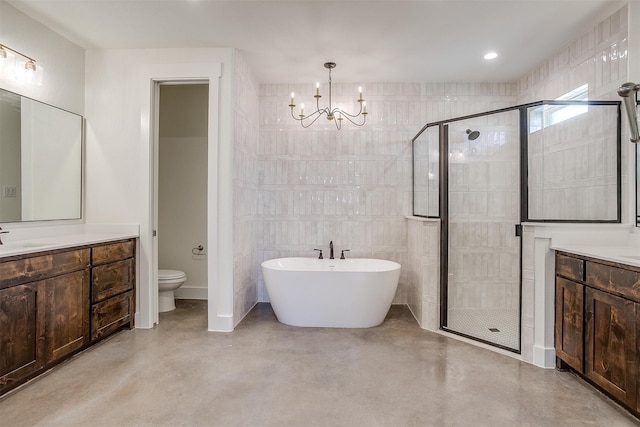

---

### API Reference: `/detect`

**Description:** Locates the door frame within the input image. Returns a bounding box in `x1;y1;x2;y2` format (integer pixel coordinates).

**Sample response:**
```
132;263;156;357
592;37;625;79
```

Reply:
137;63;232;331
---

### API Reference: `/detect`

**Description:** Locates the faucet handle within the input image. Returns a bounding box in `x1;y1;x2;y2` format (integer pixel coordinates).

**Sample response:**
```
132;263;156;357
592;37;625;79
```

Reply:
314;249;323;259
340;249;350;259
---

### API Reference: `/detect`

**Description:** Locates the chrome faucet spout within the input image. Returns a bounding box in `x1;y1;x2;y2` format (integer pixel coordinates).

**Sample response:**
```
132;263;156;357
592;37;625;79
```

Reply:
329;241;334;260
0;227;9;245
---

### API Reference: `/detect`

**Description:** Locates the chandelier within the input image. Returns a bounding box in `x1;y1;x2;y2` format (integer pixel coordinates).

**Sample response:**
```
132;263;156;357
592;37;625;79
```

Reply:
289;62;367;130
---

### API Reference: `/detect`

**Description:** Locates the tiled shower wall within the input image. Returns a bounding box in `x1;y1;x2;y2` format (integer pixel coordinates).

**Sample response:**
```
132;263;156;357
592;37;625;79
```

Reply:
517;5;628;103
518;5;628;222
232;53;260;325
257;82;518;303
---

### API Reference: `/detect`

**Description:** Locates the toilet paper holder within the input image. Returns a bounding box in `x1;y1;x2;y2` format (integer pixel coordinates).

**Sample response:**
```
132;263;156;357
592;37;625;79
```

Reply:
192;245;205;255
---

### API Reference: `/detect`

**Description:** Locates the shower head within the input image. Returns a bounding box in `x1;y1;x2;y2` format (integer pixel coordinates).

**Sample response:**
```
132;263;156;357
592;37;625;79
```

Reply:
466;129;480;141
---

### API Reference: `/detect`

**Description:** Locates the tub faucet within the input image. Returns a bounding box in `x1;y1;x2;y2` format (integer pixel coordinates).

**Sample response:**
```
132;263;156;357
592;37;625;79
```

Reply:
329;241;334;259
0;227;9;245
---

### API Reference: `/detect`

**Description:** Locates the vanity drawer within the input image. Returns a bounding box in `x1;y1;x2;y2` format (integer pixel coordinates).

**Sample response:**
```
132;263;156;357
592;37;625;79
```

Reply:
586;261;640;303
92;240;134;266
556;253;585;282
91;259;134;303
91;291;133;341
0;249;90;289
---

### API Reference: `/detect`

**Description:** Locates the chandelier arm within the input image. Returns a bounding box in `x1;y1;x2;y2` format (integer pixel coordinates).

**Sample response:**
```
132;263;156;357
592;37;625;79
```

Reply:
331;103;363;118
290;108;323;122
334;110;367;127
299;111;328;128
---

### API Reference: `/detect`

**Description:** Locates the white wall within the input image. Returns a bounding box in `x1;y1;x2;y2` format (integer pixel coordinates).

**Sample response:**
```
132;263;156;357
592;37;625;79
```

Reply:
84;48;234;329
0;1;84;114
158;84;208;299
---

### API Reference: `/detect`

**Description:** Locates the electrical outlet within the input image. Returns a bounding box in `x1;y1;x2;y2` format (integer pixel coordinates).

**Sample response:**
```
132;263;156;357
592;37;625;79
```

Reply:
3;186;16;198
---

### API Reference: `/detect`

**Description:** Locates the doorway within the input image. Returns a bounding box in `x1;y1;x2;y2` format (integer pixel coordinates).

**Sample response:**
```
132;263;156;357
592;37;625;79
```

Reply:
156;83;209;310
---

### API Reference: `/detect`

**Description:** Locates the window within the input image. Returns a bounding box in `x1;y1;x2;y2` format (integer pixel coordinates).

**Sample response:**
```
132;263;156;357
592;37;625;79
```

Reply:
529;84;589;133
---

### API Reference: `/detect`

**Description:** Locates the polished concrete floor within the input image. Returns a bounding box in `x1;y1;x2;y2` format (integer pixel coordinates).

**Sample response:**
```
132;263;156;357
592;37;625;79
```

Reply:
1;300;638;426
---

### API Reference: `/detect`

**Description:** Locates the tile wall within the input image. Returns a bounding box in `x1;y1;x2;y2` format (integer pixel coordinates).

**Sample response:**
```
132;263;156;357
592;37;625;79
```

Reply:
519;5;628;222
447;109;521;312
232;53;260;325
258;82;517;304
406;217;440;330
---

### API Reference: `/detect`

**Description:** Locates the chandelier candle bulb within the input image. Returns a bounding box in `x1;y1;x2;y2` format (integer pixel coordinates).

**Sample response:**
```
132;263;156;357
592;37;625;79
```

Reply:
359;86;363;101
300;103;304;117
290;92;295;107
363;101;367;114
316;82;320;97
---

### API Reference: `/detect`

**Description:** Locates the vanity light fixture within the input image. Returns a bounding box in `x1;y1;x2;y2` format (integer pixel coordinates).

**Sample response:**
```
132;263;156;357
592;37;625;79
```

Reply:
289;62;367;130
0;43;38;82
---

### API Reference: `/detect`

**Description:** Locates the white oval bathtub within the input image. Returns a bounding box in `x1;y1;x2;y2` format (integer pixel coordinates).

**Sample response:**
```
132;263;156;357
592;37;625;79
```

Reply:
261;257;401;328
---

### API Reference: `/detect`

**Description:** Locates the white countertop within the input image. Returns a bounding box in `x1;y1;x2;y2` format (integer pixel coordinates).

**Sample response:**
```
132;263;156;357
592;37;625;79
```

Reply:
552;245;640;268
0;224;139;258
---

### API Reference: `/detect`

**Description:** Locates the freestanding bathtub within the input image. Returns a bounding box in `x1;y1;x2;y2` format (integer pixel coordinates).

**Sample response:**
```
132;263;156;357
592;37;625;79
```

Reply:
261;257;401;328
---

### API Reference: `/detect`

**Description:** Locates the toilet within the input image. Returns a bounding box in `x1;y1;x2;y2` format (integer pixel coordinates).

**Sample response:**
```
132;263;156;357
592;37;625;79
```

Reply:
158;269;187;312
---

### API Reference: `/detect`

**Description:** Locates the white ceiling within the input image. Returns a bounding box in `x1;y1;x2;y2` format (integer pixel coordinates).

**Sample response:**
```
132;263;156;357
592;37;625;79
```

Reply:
6;0;627;84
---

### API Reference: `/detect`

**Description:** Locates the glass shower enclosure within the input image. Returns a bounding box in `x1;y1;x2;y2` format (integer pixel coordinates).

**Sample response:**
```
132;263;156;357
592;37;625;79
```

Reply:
413;100;621;351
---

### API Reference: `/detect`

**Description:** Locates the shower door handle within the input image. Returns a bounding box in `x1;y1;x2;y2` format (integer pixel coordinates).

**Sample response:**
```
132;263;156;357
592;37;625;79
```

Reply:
515;224;522;237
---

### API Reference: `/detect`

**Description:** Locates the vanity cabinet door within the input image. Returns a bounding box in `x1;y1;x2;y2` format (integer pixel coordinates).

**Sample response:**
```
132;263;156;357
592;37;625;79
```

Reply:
44;270;90;363
585;287;637;408
0;283;46;394
555;277;584;372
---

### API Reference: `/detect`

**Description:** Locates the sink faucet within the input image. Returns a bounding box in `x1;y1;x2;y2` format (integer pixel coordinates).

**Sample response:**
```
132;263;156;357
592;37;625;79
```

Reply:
0;227;9;245
329;241;334;260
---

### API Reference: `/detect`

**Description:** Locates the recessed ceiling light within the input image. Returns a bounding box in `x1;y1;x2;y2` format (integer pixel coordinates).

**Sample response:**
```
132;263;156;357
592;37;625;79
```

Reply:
484;52;498;60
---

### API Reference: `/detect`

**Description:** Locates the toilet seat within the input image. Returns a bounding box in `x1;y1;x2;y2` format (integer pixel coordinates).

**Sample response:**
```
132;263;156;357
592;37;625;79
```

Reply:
159;269;186;281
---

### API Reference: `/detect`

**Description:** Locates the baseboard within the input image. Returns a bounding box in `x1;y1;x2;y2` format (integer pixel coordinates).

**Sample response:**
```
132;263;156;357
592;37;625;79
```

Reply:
533;345;556;369
209;314;233;332
175;286;207;300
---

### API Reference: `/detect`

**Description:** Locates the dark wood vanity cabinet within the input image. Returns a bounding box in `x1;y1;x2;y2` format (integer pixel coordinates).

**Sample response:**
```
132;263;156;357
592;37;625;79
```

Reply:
0;239;135;396
555;251;640;415
90;240;135;342
555;276;584;372
0;282;46;393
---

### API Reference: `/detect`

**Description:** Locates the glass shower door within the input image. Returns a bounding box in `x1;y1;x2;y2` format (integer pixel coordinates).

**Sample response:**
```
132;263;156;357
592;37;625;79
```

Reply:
444;110;521;351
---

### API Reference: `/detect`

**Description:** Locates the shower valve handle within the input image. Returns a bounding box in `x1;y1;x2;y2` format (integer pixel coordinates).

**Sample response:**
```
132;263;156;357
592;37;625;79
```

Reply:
314;249;323;259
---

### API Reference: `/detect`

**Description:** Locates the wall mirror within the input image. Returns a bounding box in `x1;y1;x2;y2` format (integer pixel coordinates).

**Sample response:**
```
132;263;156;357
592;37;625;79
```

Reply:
0;88;82;222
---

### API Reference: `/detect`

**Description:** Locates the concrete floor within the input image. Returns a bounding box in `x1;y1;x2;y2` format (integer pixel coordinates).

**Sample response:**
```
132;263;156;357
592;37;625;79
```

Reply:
1;300;638;426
